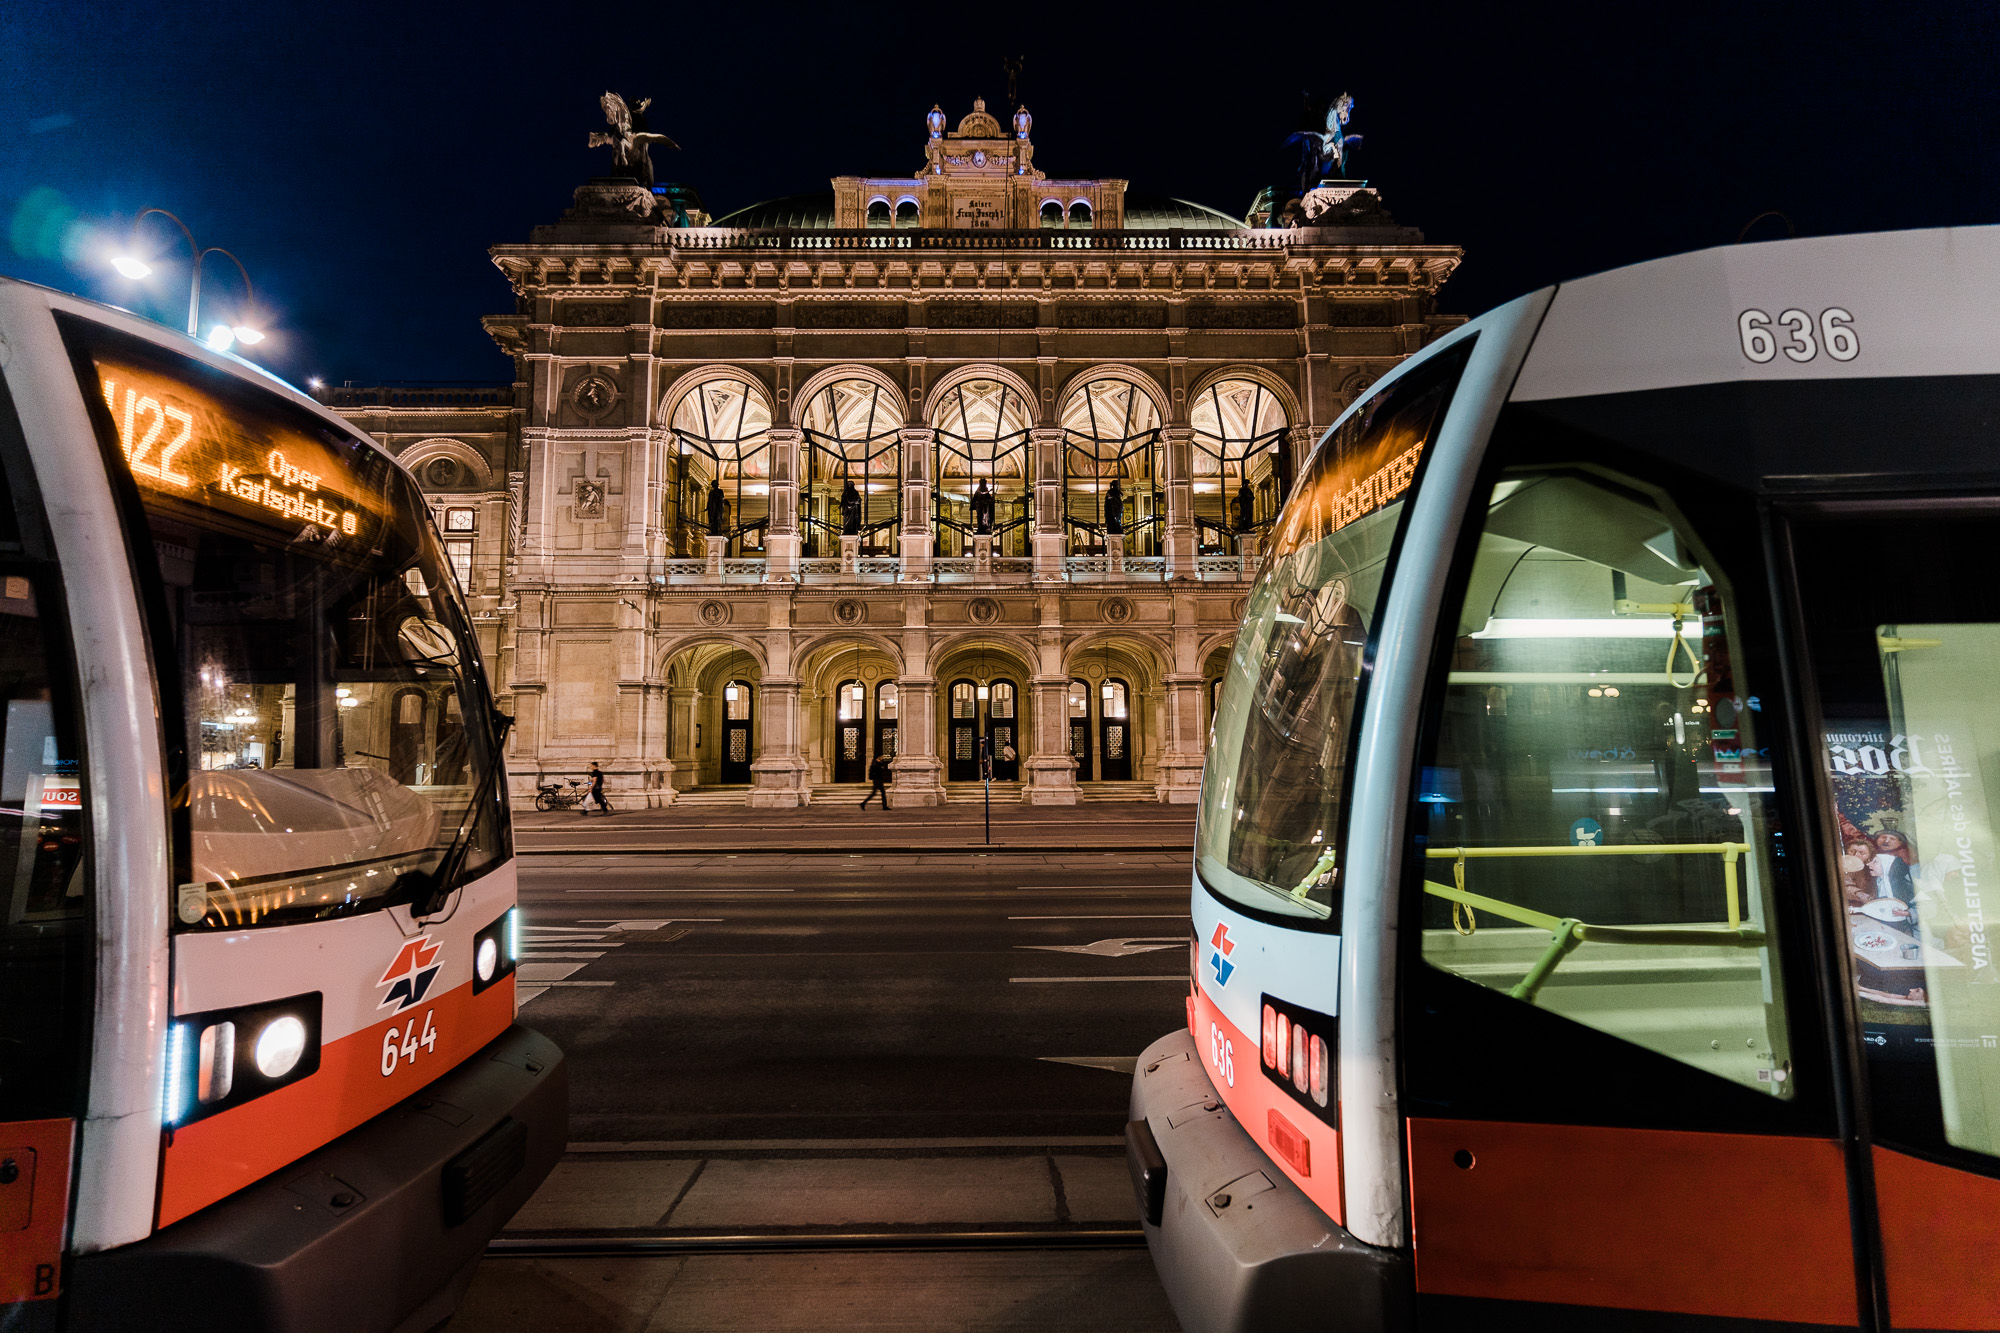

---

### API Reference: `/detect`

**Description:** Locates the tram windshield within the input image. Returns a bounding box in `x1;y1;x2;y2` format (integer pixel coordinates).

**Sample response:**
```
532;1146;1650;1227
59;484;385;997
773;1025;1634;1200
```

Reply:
1198;343;1473;921
64;321;505;929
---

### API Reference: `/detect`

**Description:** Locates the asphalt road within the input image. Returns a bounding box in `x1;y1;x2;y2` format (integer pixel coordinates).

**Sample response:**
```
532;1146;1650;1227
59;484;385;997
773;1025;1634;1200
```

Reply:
516;849;1195;1144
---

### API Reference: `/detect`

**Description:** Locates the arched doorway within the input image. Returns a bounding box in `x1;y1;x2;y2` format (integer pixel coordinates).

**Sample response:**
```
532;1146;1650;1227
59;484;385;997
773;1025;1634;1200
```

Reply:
987;680;1019;781
833;678;867;782
1098;678;1133;780
390;689;426;785
875;682;899;762
1068;679;1091;779
721;679;754;784
947;680;980;782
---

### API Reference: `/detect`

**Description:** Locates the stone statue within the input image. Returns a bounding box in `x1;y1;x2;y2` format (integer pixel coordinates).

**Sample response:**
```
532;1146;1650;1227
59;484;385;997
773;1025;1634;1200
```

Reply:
970;479;995;534
1232;485;1256;533
588;92;680;189
1103;478;1125;536
706;479;728;536
840;479;863;535
1286;91;1361;193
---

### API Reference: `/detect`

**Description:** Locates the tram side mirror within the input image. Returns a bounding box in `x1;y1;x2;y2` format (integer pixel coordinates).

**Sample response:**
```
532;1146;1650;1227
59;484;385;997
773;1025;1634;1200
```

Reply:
396;616;460;670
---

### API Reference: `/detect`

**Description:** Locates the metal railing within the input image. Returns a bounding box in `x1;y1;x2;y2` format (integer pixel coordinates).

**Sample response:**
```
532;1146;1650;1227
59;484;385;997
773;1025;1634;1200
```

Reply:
1419;843;1762;1002
662;226;1317;254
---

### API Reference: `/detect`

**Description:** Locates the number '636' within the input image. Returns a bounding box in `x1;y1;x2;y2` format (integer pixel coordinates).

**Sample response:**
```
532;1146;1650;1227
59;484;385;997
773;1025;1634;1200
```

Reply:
1738;308;1858;364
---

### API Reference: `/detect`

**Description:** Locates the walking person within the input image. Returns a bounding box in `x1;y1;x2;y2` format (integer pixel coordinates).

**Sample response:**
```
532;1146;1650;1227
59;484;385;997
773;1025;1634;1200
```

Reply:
860;753;891;811
582;761;612;816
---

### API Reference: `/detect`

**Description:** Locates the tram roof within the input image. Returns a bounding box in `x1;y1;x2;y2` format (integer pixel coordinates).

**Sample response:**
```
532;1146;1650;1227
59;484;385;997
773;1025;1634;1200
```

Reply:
0;276;398;468
1503;226;2000;492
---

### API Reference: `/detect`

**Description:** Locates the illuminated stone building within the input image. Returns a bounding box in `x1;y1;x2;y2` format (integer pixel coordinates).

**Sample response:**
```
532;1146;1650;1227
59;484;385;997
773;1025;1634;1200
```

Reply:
327;98;1462;806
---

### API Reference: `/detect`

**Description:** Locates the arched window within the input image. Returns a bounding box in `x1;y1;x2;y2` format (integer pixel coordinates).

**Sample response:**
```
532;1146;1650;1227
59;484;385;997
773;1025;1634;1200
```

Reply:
1040;200;1063;229
1069;201;1093;229
723;679;753;721
1190;378;1292;554
1059;378;1163;555
932;379;1033;558
669;378;771;557
800;378;901;556
865;199;891;229
895;199;919;228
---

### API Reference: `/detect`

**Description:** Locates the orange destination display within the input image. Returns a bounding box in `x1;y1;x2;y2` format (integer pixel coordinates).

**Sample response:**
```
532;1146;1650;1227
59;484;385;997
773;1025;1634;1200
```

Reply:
90;355;381;542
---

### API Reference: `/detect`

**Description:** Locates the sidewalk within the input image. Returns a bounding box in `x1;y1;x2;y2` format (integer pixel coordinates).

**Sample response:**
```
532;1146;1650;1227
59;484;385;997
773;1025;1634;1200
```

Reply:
513;801;1198;855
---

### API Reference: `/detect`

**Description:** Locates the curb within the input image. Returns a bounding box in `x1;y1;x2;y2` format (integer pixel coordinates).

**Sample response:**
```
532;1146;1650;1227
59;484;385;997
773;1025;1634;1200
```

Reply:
517;842;1193;856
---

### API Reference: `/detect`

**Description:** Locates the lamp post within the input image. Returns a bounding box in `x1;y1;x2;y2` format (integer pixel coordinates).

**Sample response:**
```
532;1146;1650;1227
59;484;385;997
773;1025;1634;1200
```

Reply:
111;209;264;351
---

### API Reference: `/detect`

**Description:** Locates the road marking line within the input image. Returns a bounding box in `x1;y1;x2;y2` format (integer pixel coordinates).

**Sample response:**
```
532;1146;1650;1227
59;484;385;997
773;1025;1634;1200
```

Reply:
578;919;724;928
565;1136;1128;1152
541;980;616;986
1008;914;1189;920
563;888;795;895
520;952;608;960
1008;975;1185;983
1039;1056;1140;1073
1018;938;1182;958
520;961;589;982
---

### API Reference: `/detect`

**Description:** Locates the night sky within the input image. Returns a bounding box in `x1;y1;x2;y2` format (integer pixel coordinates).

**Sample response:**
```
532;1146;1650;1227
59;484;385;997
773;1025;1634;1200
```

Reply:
4;1;1994;388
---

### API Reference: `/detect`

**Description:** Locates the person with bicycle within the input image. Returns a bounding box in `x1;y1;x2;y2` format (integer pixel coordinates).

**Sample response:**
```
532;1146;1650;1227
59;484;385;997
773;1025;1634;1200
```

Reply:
582;761;612;816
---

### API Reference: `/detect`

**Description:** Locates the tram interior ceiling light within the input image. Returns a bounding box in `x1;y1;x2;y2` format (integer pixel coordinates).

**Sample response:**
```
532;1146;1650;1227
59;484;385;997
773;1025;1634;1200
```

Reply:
1474;618;1700;639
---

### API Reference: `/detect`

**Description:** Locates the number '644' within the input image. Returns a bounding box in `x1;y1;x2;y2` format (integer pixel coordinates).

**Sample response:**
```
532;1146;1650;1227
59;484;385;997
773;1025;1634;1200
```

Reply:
1738;308;1858;365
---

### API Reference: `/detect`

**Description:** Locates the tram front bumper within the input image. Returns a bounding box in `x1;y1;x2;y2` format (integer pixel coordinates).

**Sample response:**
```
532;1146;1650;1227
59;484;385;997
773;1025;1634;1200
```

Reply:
1127;1029;1410;1333
69;1023;566;1333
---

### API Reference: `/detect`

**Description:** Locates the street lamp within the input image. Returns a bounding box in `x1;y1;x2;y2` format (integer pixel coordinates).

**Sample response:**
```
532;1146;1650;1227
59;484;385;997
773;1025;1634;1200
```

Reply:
111;209;265;346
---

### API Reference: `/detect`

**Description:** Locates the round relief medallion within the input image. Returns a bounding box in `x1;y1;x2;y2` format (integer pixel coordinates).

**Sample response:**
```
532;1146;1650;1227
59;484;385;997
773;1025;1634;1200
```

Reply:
967;597;1001;625
1100;596;1134;625
1232;597;1248;621
833;599;865;625
698;600;730;626
1083;662;1105;682
571;372;618;420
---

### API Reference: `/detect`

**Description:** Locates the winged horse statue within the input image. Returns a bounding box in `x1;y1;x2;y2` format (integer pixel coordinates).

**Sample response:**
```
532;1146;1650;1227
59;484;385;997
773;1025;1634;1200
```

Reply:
587;92;679;189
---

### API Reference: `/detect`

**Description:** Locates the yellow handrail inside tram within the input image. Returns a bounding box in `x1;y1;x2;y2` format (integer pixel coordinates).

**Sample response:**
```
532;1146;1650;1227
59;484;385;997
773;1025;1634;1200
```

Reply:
1420;843;1761;1002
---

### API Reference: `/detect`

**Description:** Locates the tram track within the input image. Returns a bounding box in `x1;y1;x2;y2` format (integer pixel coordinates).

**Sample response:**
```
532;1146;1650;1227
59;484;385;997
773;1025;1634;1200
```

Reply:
488;1226;1146;1257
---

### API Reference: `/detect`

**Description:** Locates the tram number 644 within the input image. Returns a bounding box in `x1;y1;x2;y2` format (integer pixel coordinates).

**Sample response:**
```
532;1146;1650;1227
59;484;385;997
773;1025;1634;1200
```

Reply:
1208;1022;1236;1089
1738;307;1858;365
381;1010;438;1076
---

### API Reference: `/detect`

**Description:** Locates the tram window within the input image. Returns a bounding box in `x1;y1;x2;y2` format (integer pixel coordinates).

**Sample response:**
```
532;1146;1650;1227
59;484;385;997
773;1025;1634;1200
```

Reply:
1198;340;1472;923
67;324;504;931
1417;467;1794;1097
1793;507;2000;1165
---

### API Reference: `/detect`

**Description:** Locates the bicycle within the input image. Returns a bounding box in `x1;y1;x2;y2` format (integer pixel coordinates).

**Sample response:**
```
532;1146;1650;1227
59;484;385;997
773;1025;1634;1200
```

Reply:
534;777;594;812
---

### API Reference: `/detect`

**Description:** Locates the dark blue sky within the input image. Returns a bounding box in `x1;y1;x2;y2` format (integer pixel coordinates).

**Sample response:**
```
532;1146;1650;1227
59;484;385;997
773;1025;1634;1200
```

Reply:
4;1;1994;387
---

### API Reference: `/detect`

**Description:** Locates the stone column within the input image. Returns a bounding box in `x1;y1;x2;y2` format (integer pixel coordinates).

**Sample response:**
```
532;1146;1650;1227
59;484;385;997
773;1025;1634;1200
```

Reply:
747;679;809;807
840;534;861;575
898;425;934;582
1023;591;1078;804
748;595;809;806
1161;424;1196;580
1029;426;1066;581
1108;531;1126;579
664;685;697;798
1154;674;1206;803
890;592;944;804
764;426;801;582
704;535;726;579
972;533;994;577
1286;423;1320;494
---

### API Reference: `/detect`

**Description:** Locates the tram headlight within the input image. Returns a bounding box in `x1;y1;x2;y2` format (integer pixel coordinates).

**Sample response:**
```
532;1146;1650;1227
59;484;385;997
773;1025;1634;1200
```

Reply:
254;1015;308;1079
164;993;321;1127
472;908;519;995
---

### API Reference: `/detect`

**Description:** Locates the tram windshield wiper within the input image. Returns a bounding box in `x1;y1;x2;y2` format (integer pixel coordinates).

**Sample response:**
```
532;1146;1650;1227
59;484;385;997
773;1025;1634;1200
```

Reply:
393;708;514;919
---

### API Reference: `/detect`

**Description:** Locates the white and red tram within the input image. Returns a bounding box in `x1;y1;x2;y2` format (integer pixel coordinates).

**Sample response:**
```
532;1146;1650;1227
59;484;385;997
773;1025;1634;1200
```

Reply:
1131;225;2000;1331
0;278;562;1331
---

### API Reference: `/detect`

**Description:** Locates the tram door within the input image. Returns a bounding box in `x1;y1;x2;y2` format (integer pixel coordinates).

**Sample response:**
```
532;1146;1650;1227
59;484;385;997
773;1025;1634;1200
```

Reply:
874;682;898;763
389;689;425;784
720;680;753;783
1068;679;1091;780
1402;459;1858;1330
832;679;866;783
1787;501;2000;1333
947;680;979;782
1097;679;1132;780
988;681;1018;780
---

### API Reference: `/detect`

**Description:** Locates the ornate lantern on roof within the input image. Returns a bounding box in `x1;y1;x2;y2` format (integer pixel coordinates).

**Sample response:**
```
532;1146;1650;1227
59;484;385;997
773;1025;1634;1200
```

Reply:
1013;105;1032;140
927;105;946;139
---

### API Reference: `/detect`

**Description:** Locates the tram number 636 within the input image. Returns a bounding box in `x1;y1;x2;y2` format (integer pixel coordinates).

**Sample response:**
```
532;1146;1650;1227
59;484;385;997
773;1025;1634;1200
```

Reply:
1208;1022;1236;1089
1738;307;1859;364
381;1010;439;1076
